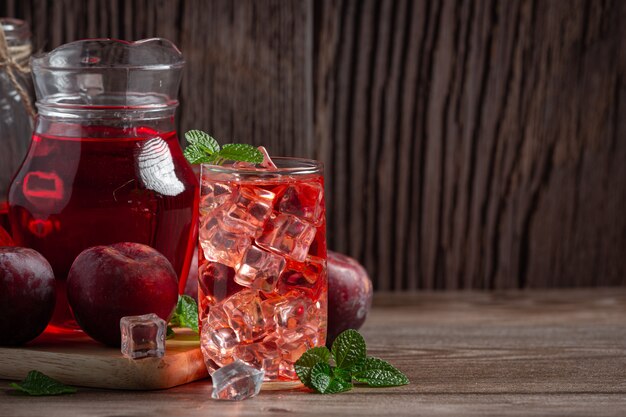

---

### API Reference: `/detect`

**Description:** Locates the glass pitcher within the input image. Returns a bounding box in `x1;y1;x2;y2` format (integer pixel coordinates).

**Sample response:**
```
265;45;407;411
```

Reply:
8;39;198;332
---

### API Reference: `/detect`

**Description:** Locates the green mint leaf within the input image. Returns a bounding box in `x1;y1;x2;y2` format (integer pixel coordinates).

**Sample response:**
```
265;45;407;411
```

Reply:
332;367;352;383
166;325;175;339
295;346;331;388
169;295;199;333
309;363;352;394
183;143;215;164
185;130;220;154
9;371;77;396
310;362;332;393
331;329;366;370
214;143;264;164
352;357;409;387
324;377;353;394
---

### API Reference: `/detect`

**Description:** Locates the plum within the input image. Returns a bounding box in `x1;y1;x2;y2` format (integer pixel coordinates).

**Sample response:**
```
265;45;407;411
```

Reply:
0;247;55;345
327;251;373;344
0;224;14;246
67;242;179;346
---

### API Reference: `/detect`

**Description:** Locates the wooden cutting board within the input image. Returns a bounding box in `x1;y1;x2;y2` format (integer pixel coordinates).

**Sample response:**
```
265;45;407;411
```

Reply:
0;328;208;390
0;328;303;391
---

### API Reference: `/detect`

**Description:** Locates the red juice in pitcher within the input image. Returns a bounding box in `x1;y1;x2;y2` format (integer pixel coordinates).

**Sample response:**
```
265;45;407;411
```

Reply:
9;125;198;330
8;38;197;331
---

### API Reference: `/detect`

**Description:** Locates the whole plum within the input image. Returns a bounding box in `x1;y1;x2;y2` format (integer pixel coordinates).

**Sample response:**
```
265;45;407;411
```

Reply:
67;242;179;346
0;247;55;345
327;251;373;344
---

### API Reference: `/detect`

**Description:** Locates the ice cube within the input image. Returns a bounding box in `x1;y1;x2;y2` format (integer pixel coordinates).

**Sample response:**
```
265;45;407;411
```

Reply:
276;256;326;299
234;341;281;378
199;181;234;215
201;312;239;372
211;360;265;401
222;291;267;342
199;217;251;268
198;261;244;304
235;245;286;292
278;182;324;225
279;361;298;380
256;213;317;262
261;294;314;331
221;186;275;237
120;314;166;359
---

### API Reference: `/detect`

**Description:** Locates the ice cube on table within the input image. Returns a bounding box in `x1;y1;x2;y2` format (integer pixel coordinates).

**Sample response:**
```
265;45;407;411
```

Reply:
199;217;251;268
221;186;275;237
120;313;166;359
278;182;325;225
256;213;317;262
235;245;286;292
211;360;265;401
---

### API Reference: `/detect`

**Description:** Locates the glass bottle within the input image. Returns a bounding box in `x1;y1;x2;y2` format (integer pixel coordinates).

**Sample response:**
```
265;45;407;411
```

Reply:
0;18;35;230
8;38;198;332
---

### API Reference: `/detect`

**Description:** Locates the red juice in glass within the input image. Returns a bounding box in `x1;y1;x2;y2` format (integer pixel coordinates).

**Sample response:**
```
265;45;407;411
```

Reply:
8;38;197;331
198;158;327;383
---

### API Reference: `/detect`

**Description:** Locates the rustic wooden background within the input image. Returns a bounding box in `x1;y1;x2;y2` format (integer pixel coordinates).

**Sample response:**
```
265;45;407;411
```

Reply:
1;0;624;290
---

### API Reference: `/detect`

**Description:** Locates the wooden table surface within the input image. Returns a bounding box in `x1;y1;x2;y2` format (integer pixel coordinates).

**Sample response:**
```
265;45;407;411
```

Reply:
1;289;625;416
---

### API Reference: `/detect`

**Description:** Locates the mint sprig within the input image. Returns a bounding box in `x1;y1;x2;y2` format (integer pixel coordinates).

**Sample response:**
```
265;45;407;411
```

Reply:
9;371;77;396
168;295;199;335
295;329;409;394
183;130;263;165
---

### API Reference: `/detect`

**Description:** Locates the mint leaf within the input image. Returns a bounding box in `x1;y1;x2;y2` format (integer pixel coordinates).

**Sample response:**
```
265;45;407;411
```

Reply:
309;363;352;394
185;130;220;154
331;329;366;370
182;130;264;166
332;367;352;383
310;362;332;393
352;357;409;387
183;144;213;164
9;371;77;396
169;295;199;333
295;346;331;388
324;377;353;394
215;143;263;164
296;330;407;395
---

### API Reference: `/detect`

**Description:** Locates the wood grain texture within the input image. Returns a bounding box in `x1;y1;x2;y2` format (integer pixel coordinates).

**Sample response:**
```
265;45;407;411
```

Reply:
314;0;626;290
0;0;314;157
0;290;624;416
1;0;624;290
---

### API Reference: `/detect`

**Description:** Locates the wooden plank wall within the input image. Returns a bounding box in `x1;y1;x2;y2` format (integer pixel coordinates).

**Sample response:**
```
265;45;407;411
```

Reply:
1;0;624;290
315;0;626;290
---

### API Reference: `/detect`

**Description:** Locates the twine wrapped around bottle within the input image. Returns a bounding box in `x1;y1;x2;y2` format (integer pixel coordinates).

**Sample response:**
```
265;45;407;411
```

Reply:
0;23;35;120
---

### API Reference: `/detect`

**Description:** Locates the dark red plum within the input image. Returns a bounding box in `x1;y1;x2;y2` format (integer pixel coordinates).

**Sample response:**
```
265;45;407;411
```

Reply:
327;251;373;344
66;242;178;346
0;247;55;345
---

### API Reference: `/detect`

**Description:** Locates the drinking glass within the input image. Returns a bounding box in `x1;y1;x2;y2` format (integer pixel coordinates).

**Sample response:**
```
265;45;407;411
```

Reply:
198;158;327;383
